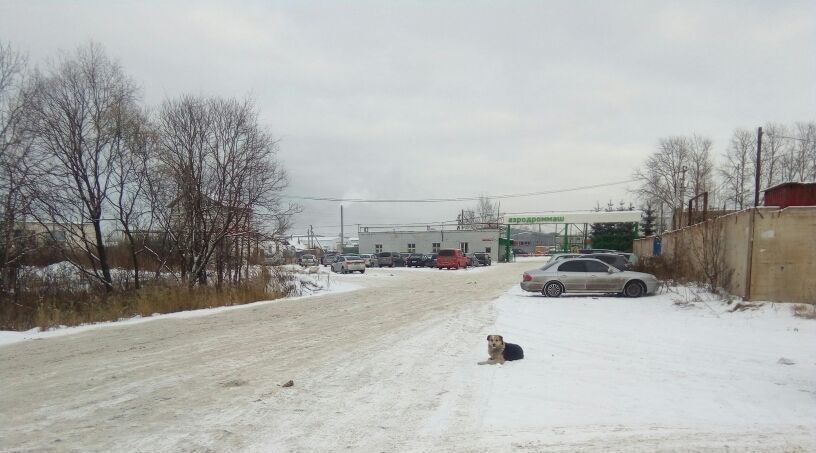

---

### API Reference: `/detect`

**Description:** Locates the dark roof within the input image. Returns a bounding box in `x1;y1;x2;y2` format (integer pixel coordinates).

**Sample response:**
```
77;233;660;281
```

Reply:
762;181;816;192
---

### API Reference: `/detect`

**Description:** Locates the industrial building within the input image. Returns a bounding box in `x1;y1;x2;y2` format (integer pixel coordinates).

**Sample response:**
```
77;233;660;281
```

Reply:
358;229;501;263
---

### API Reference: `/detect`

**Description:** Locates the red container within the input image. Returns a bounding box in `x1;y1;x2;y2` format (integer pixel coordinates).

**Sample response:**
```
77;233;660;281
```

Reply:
763;182;816;208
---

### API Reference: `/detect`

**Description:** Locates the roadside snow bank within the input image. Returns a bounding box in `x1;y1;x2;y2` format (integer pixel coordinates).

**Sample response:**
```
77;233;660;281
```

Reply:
0;269;362;347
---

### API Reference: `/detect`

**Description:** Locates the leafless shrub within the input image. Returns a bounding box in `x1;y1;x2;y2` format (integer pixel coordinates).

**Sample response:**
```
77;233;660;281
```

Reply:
792;304;816;320
634;255;676;282
690;219;733;294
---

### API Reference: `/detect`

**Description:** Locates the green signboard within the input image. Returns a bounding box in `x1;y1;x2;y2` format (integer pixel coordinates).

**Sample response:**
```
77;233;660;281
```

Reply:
507;216;565;224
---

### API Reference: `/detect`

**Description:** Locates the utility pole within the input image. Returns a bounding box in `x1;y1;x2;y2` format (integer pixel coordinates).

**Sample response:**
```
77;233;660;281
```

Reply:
754;126;763;207
340;205;344;253
677;166;688;230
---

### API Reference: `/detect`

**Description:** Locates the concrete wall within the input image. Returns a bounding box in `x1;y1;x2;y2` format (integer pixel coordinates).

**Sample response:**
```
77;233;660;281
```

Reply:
750;207;816;303
633;207;816;303
358;230;500;263
633;236;654;257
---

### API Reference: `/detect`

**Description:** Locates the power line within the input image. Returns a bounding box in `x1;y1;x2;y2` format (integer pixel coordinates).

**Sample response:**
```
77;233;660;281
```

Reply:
765;133;812;143
284;179;636;203
296;209;613;230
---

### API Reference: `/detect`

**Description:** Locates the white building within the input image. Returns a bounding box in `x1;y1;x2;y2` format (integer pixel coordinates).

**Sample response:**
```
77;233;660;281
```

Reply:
358;229;500;262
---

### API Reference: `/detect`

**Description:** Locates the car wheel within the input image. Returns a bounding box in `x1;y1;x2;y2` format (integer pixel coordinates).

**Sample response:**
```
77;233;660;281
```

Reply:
543;282;564;298
624;281;645;298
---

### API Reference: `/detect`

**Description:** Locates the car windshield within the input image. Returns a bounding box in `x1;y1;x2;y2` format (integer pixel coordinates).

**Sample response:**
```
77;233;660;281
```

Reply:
344;255;360;259
439;250;455;256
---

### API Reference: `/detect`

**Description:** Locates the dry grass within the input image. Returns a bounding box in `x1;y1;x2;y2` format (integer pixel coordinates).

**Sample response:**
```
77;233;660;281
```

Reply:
634;256;678;282
1;266;300;331
792;304;816;320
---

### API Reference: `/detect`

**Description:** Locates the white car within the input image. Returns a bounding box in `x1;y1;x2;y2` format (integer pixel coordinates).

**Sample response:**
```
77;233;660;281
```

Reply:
331;255;366;274
359;254;378;267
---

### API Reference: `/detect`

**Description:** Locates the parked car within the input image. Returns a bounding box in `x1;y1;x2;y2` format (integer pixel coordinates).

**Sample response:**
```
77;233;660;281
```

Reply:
520;258;658;298
512;248;528;257
617;252;638;266
331;255;366;274
578;248;617;254
549;253;582;263
298;254;318;266
466;253;481;267
321;252;339;266
437;248;468;269
586;253;633;271
359;253;378;267
377;251;405;267
425;253;438;267
472;252;492;266
406;253;427;267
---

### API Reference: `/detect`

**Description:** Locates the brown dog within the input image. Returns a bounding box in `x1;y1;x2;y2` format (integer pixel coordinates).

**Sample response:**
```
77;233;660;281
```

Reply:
478;335;524;365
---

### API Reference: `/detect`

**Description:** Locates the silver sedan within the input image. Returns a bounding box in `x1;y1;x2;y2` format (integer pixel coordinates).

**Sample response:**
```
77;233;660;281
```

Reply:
520;258;659;297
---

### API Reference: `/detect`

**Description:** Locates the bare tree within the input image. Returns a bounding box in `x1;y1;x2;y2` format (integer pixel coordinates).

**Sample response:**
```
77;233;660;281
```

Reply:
634;136;692;230
156;95;289;287
108;108;154;289
475;196;498;228
719;129;754;210
26;43;139;292
793;122;816;181
687;135;715;200
0;42;33;294
761;123;790;188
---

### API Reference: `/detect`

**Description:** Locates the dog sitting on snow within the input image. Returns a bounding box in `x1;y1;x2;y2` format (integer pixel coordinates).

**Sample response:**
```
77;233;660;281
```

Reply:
478;335;524;365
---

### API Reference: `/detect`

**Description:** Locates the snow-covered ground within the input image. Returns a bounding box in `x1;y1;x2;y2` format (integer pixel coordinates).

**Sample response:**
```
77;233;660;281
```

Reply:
1;259;814;452
446;284;816;451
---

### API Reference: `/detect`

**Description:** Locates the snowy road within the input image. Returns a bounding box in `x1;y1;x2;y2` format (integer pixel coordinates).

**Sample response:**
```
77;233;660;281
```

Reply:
2;259;815;452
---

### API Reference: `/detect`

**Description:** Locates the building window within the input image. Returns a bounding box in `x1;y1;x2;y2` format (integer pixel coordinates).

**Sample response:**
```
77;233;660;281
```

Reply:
485;247;491;253
432;242;440;252
408;243;416;253
460;242;469;253
375;244;383;253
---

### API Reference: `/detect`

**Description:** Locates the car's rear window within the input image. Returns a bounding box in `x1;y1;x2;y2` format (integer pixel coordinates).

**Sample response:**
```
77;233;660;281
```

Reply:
438;250;455;256
378;252;391;257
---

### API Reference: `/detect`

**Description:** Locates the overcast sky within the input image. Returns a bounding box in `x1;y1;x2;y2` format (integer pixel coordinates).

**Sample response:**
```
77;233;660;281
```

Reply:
2;1;814;237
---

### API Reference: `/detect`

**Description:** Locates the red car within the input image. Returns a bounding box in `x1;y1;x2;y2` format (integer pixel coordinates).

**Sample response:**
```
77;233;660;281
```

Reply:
437;249;468;269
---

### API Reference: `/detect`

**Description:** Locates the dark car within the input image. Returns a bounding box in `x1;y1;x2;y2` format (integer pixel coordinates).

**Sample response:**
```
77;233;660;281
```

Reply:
321;252;339;266
377;252;405;267
586;253;633;271
472;252;492;266
406;253;427;267
578;248;617;254
425;253;438;267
